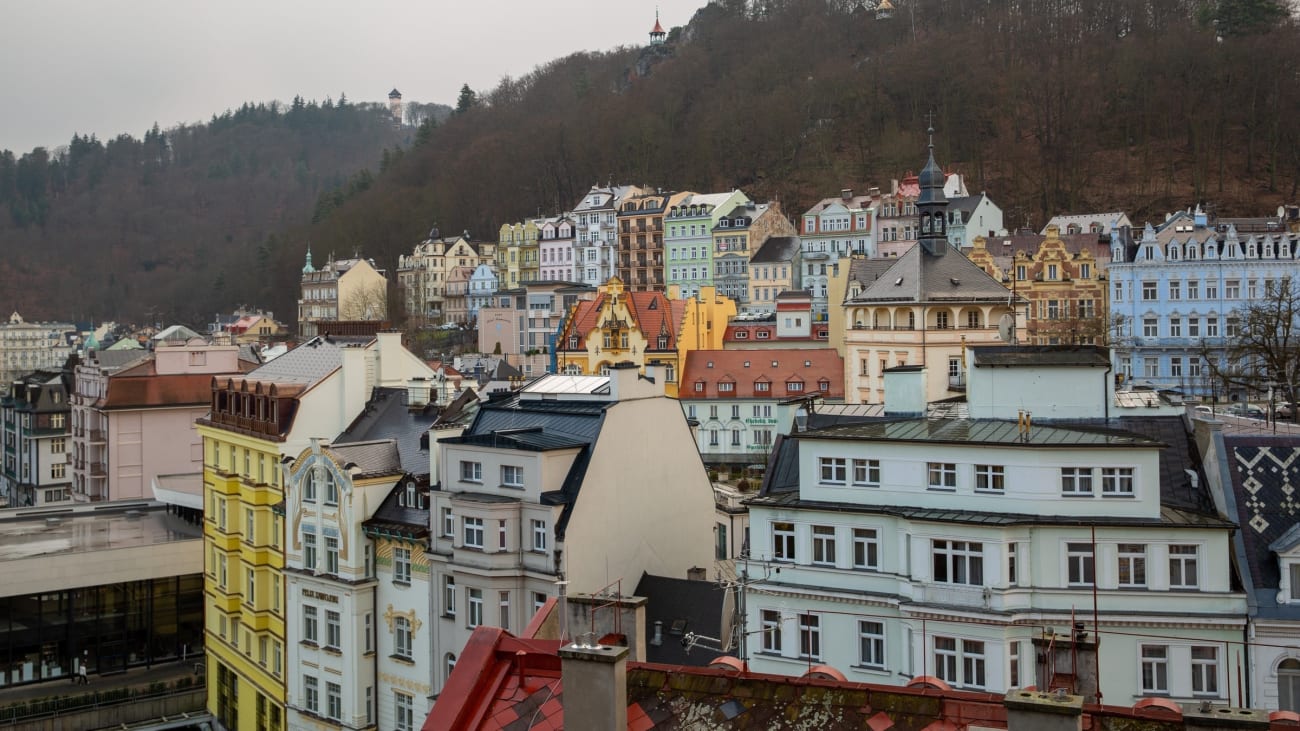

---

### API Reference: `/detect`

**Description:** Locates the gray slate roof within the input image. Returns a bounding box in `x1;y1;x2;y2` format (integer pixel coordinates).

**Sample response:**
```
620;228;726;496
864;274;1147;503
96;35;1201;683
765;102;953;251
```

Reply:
336;387;441;476
248;336;348;385
1220;435;1300;618
329;440;402;478
633;572;727;667
846;245;1015;304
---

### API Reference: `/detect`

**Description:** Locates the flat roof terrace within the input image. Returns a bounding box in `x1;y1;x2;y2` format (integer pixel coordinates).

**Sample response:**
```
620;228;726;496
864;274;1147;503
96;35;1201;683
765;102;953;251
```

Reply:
0;502;202;596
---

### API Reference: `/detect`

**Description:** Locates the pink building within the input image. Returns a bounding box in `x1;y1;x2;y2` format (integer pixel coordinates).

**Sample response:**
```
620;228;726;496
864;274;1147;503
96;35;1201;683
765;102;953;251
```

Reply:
72;340;252;502
538;216;577;281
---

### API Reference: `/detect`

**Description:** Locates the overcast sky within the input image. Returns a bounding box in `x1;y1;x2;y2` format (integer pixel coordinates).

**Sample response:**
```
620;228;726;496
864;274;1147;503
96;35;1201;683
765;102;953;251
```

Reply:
1;0;705;154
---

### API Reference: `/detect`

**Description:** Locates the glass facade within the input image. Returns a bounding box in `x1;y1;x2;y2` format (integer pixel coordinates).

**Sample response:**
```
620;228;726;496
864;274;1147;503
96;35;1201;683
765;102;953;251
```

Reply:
0;575;203;686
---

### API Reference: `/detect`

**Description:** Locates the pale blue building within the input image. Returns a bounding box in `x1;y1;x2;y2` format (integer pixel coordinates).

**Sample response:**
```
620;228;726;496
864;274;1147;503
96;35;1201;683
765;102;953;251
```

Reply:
1108;208;1300;399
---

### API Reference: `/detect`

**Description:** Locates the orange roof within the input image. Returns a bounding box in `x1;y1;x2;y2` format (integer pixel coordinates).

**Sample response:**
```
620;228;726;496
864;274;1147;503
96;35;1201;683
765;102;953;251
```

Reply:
558;291;683;352
678;348;844;400
651;18;665;34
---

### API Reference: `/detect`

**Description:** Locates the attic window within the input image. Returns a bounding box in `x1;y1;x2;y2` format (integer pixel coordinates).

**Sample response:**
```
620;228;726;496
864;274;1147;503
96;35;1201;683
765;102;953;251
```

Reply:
804;360;812;367
743;361;751;368
818;379;831;391
707;361;714;368
694;381;705;392
735;331;749;339
648;299;658;310
756;331;770;339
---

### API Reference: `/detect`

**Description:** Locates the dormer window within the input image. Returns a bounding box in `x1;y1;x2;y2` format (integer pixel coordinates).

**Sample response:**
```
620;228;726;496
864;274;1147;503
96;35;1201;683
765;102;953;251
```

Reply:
735;331;749;339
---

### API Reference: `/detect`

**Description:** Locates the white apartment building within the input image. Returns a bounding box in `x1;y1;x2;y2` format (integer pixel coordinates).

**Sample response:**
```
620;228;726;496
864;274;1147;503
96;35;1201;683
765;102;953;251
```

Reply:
427;367;715;694
0;312;73;386
743;347;1247;705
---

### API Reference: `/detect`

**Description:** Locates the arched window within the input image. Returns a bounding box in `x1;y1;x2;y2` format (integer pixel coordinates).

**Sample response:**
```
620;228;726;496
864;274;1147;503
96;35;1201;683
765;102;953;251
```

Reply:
966;310;981;329
907;311;916;330
935;311;950;329
1279;658;1300;712
446;653;458;683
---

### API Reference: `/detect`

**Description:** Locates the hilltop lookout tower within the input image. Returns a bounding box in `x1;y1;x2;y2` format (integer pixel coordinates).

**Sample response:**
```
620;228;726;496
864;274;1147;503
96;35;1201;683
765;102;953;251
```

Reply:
388;88;402;123
649;10;666;45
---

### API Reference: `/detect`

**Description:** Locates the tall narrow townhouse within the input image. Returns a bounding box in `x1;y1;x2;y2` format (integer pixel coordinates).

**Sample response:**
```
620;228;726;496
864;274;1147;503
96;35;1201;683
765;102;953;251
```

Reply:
427;367;715;694
745;346;1247;705
283;439;408;731
799;188;879;319
664;190;750;299
618;190;691;291
712;200;796;309
199;333;435;730
572;185;642;288
538;215;578;282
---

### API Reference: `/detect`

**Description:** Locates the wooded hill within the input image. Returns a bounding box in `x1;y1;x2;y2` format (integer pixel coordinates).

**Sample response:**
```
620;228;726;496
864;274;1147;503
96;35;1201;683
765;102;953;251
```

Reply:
0;98;425;323
3;0;1298;327
309;0;1300;318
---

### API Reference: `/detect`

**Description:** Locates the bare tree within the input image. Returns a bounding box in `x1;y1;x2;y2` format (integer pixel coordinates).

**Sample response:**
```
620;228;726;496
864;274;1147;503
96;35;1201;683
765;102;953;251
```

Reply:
1199;276;1300;411
339;282;389;321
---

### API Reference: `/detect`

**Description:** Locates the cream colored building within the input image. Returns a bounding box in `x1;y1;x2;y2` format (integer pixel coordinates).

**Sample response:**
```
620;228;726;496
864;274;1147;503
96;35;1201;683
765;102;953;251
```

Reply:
397;230;496;325
298;253;390;338
841;143;1017;404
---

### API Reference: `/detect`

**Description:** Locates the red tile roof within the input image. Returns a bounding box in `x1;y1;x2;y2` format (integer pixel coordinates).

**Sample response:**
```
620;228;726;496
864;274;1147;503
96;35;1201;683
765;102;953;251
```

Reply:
427;626;1293;731
557;291;683;352
678;348;844;400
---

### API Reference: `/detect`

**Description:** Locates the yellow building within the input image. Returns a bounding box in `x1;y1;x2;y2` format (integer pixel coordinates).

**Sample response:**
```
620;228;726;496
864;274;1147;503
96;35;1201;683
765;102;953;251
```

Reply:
200;333;434;730
553;278;735;398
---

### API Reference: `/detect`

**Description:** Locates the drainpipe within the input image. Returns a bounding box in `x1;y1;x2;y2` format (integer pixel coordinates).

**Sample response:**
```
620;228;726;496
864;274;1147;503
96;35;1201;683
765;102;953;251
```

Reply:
1103;364;1111;421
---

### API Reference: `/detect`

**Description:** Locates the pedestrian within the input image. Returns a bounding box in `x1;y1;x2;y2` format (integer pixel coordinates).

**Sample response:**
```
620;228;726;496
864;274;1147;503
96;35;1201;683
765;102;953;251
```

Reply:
78;652;89;685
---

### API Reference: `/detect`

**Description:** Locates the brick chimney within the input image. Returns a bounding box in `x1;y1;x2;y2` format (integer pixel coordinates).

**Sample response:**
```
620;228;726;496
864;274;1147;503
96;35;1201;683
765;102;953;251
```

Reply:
558;640;629;731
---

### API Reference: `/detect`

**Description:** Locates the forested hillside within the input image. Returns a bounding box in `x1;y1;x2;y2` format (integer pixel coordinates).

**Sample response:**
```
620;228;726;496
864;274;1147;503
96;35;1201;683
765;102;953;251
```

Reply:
2;0;1297;327
0;98;424;323
310;0;1300;315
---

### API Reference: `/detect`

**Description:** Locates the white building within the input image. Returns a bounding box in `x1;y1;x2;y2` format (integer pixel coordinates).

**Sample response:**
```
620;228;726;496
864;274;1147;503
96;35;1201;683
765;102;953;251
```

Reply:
571;185;642;287
743;346;1247;705
0;312;73;386
428;366;715;694
285;440;403;730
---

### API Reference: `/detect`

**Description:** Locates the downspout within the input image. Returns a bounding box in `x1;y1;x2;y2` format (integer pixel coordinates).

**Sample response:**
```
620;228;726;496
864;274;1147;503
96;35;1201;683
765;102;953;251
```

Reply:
1103;364;1111;421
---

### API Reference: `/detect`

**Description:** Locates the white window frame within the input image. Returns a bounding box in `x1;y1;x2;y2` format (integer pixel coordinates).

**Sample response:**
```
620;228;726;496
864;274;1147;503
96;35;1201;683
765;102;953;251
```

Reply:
1191;646;1220;696
1066;542;1095;586
798;613;821;661
501;464;523;488
933;540;983;585
852;458;880;487
858;620;885;669
459;460;482;483
531;519;547;552
853;528;880;570
927;462;957;490
394;546;412;583
463;517;485;549
819;457;847;485
1101;467;1134;496
1061;467;1094;496
1141;644;1169;694
1169;544;1200;589
1117;543;1147;588
811;526;836;566
761;609;782;653
974;464;1005;492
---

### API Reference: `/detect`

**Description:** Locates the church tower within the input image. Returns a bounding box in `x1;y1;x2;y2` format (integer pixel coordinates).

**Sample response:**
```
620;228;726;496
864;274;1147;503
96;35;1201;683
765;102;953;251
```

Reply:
916;125;949;257
649;10;666;45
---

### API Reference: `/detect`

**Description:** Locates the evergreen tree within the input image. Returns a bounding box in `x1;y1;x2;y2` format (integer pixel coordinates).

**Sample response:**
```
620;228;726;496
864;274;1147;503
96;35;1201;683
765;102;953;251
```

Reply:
1197;0;1288;36
455;84;477;114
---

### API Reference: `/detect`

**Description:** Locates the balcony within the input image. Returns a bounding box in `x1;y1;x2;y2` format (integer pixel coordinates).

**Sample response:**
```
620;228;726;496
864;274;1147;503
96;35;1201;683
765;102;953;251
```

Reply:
949;374;967;390
89;463;106;478
87;429;106;444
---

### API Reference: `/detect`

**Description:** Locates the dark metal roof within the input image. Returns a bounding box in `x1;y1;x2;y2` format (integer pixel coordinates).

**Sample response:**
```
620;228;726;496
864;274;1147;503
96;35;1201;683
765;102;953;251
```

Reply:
363;477;430;541
633;572;727;666
336;387;440;476
746;491;1233;528
441;429;588;452
798;417;1162;448
971;345;1111;368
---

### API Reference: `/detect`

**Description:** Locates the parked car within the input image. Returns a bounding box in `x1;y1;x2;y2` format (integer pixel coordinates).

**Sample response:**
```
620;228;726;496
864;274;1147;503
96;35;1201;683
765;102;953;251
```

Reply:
1227;404;1266;419
1278;402;1295;419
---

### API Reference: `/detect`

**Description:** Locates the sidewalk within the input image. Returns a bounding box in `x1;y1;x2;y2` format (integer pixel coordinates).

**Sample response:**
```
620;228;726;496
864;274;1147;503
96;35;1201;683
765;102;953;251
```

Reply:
0;659;203;708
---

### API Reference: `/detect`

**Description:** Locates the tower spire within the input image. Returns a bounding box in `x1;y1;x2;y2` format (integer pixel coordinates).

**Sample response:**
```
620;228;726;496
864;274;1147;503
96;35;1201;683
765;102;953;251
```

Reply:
915;121;950;257
303;245;316;274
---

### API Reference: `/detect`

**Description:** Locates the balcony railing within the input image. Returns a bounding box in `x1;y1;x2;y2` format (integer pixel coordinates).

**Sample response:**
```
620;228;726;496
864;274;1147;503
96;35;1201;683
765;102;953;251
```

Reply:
87;429;106;444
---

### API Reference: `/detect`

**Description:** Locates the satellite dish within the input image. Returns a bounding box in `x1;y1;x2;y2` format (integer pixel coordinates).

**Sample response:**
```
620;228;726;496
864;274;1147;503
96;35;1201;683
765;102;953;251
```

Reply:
719;586;736;652
997;314;1015;343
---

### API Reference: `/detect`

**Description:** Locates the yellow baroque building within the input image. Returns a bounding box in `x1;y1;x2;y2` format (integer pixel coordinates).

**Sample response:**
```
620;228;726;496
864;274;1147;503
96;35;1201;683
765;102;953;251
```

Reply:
553;278;734;397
